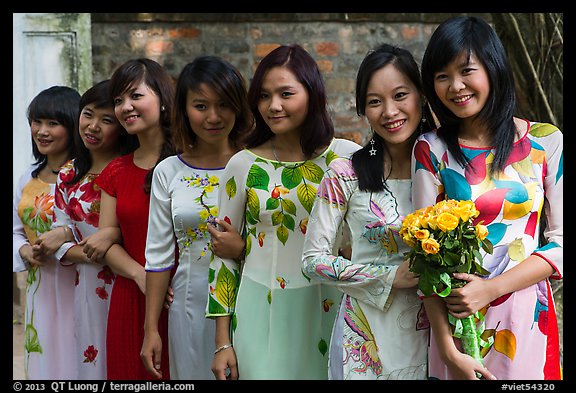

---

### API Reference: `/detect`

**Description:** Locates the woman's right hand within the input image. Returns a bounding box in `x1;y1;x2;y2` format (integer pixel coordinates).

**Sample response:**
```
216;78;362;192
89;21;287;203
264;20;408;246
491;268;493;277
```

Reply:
164;286;174;309
444;350;497;380
140;331;163;379
211;347;239;380
392;260;419;289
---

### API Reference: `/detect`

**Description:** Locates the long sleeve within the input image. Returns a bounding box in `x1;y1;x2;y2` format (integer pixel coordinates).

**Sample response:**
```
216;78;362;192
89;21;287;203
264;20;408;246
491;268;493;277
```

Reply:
53;163;78;262
533;126;563;278
302;157;404;312
13;168;33;272
205;152;246;317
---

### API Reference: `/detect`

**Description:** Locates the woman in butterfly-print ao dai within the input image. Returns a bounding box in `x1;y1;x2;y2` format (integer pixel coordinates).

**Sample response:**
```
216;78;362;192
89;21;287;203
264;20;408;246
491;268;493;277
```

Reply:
302;156;429;380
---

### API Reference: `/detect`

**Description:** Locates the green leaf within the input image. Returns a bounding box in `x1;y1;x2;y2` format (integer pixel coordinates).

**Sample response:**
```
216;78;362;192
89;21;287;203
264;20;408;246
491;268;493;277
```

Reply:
247;165;270;191
281;198;297;215
266;197;280;210
246;188;260;221
297;183;316;214
277;225;289;245
271;211;283;226
283;214;295;231
300;161;325;183
225;177;237;200
281;166;303;189
444;252;460;266
482;238;494;254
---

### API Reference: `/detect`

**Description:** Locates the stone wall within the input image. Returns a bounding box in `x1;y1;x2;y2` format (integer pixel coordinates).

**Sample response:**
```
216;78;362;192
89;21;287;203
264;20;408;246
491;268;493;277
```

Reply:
90;13;490;144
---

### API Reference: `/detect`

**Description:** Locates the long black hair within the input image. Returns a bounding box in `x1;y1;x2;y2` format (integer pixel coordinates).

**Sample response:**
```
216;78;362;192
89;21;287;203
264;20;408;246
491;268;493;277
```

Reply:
27;86;80;178
421;15;517;175
352;44;434;192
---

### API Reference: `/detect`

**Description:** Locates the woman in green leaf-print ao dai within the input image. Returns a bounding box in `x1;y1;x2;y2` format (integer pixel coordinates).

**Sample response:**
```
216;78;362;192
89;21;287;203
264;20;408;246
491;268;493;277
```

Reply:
206;44;361;380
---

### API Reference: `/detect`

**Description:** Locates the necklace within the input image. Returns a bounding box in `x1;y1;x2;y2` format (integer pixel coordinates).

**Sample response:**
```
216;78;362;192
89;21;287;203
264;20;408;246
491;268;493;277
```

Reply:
271;141;283;164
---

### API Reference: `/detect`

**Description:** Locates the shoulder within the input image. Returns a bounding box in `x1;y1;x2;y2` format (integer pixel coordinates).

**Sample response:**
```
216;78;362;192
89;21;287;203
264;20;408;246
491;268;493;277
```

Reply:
154;155;180;173
327;156;356;178
227;149;257;167
329;138;362;157
527;121;563;141
414;129;446;152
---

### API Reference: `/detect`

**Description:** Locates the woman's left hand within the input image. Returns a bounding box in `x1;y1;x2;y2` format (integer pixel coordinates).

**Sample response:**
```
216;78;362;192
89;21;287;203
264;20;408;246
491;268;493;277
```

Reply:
444;273;493;318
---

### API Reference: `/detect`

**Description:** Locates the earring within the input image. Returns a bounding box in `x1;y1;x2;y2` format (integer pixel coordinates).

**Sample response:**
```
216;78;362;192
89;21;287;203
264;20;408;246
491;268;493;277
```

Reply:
368;137;377;156
161;105;166;112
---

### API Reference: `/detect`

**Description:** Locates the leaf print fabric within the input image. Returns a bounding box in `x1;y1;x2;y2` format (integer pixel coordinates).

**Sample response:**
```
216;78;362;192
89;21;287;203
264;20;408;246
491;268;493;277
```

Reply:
207;138;361;379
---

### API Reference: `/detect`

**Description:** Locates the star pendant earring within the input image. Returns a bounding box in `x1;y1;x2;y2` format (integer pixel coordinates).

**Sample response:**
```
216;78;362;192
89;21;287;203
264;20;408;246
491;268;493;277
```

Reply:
369;138;377;156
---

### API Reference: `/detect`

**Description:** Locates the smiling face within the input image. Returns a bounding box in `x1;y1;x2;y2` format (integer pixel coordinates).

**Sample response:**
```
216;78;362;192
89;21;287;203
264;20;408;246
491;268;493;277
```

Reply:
79;103;123;153
30;118;70;158
186;83;237;147
365;63;423;148
433;51;490;120
113;80;162;135
257;66;309;137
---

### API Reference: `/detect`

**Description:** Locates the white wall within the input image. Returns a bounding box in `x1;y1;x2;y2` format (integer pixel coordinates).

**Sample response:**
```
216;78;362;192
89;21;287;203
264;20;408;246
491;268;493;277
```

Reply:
13;13;93;193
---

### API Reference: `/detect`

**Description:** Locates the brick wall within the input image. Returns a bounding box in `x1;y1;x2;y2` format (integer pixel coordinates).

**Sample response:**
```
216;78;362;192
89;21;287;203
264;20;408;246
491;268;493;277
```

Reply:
90;13;491;144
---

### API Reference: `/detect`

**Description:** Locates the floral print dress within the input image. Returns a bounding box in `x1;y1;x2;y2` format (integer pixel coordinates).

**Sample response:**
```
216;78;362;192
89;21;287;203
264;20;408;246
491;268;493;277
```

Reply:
52;159;116;379
206;138;361;380
12;165;76;379
412;120;563;379
145;155;220;380
302;157;429;380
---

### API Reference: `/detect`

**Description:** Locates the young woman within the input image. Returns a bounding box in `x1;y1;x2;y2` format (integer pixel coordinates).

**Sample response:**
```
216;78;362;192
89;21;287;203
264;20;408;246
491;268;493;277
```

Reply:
83;58;176;380
12;85;80;379
48;80;138;379
415;15;563;380
301;43;434;380
207;44;361;380
141;56;252;380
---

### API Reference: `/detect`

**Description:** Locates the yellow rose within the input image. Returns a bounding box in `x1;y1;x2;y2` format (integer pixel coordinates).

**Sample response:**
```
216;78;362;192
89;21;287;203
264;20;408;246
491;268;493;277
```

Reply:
415;229;430;240
402;234;417;248
436;212;459;232
459;200;479;219
421;238;440;254
475;224;489;240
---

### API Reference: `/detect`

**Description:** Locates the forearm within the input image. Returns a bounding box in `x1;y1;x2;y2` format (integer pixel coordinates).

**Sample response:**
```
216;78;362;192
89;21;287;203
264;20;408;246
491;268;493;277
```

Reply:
423;296;459;363
144;270;171;333
486;255;555;300
61;245;91;264
214;316;233;347
103;243;144;280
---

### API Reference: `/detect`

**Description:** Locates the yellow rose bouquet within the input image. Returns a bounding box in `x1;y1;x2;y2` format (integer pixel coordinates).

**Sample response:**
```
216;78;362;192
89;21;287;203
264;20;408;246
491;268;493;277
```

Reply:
399;199;493;367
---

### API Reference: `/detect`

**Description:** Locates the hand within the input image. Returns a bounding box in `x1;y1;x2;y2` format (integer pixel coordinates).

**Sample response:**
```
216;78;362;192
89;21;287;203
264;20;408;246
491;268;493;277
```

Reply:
33;227;68;258
444;273;493;318
211;347;239;380
392;260;419;289
79;227;121;263
207;218;245;260
164;286;174;310
445;350;497;380
140;331;163;379
20;244;46;267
